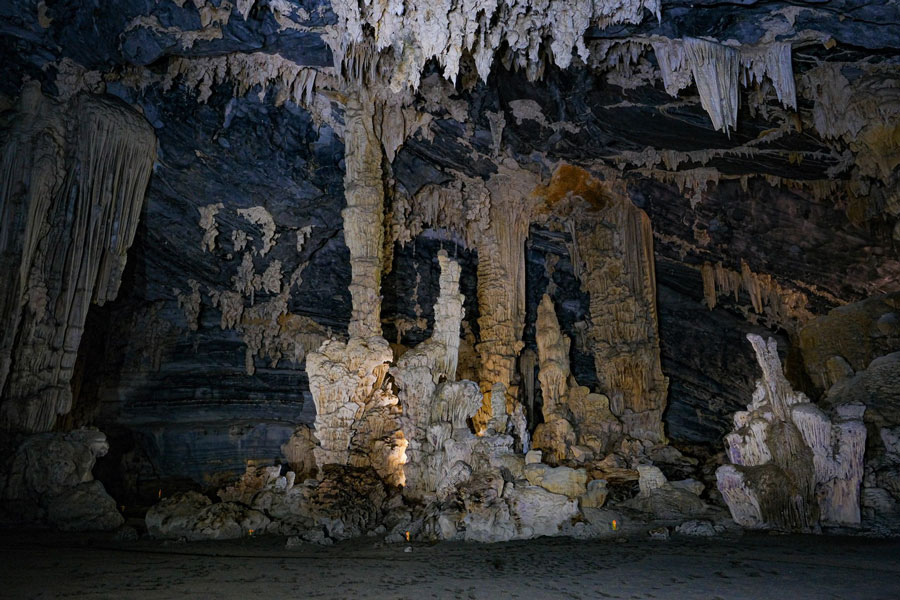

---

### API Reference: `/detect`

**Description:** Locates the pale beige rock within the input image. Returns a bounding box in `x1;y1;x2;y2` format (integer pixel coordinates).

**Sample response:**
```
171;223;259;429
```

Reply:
525;450;543;465
525;463;588;498
580;479;609;509
637;465;668;496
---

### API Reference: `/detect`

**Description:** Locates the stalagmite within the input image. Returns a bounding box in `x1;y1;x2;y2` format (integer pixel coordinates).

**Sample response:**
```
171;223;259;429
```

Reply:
532;295;577;464
393;251;484;499
716;334;866;529
0;83;156;432
531;294;623;464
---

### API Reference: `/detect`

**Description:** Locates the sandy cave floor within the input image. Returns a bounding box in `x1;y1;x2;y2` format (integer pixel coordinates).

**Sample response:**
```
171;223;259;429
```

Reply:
2;530;900;600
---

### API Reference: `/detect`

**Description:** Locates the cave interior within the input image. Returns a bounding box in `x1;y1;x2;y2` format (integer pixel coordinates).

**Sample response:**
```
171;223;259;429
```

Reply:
1;0;900;595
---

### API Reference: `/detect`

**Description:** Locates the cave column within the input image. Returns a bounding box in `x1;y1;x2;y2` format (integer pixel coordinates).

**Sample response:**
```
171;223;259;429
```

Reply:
306;93;405;482
342;94;386;339
470;172;534;440
576;197;668;443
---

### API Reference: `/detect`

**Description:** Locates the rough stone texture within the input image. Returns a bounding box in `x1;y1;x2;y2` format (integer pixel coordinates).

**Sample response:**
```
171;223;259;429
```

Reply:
799;293;900;392
716;335;866;530
2;0;900;539
524;463;588;499
0;83;156;433
0;428;124;531
146;491;270;541
824;351;900;531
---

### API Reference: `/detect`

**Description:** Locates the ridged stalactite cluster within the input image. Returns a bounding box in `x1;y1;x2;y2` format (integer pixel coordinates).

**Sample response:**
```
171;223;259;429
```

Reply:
0;83;156;433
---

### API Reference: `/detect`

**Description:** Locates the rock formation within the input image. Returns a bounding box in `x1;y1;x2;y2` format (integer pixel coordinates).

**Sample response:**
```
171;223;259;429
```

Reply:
0;83;156;432
553;178;668;443
717;334;867;530
1;0;899;542
0;428;124;531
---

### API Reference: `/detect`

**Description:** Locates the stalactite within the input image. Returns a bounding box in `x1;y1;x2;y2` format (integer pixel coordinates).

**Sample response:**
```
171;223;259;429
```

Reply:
328;0;660;92
342;95;386;339
237;206;279;256
0;83;156;432
699;260;814;333
652;38;797;134
175;279;202;331
198;203;223;252
163;52;319;106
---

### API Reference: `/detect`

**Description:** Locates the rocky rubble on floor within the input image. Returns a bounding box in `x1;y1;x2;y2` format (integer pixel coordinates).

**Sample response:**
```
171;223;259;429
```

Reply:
0;428;124;531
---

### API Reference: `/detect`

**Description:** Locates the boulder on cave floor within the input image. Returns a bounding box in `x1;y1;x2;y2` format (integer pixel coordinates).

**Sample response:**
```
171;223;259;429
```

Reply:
0;428;123;531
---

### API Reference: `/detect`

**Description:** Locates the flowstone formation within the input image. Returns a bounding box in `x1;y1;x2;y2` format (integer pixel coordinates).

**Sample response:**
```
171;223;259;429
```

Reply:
716;334;867;530
553;177;668;443
0;83;156;432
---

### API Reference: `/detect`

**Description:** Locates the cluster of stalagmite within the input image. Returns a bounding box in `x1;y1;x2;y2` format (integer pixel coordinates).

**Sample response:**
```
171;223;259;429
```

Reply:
0;83;156;432
393;250;484;499
531;294;623;465
716;334;866;529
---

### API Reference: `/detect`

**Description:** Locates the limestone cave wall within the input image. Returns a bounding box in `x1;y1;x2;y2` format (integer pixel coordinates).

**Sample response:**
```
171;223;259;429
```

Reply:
0;0;898;537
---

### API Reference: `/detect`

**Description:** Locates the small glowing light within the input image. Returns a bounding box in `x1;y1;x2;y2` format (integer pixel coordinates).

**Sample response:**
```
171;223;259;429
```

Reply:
248;529;254;536
405;531;410;542
158;489;162;498
612;520;618;531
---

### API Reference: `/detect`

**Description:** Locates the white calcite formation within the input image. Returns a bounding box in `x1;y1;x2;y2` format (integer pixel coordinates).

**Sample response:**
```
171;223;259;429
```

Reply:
306;93;406;486
716;334;867;529
0;83;156;432
651;38;797;135
329;0;661;92
531;293;624;464
393;250;484;499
